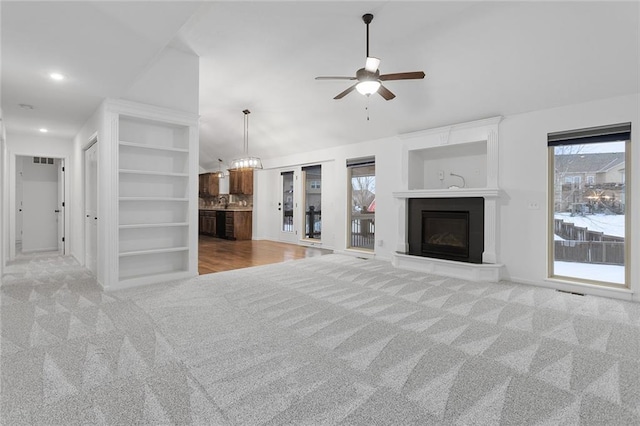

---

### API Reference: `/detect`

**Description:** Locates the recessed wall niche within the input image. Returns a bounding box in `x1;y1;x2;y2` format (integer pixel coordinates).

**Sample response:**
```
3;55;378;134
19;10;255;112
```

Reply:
408;140;488;190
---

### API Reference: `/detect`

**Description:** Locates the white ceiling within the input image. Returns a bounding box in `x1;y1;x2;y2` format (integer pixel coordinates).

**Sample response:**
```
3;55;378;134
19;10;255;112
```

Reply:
2;2;638;169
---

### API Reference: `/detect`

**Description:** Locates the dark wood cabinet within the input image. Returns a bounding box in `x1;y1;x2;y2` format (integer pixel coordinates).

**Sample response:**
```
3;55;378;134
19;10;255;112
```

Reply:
224;211;252;240
229;169;253;195
199;210;217;236
199;210;252;240
199;173;220;197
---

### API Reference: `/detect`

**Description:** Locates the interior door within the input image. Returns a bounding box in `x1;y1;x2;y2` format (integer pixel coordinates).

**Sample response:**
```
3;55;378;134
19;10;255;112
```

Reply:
84;143;98;275
15;160;23;251
279;170;298;243
57;159;65;254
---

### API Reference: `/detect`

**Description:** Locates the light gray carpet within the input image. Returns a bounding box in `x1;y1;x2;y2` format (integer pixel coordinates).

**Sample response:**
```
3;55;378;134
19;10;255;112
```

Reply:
2;253;640;425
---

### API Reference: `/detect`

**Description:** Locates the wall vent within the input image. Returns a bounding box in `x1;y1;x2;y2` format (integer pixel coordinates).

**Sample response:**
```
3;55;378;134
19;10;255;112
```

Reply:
33;157;55;165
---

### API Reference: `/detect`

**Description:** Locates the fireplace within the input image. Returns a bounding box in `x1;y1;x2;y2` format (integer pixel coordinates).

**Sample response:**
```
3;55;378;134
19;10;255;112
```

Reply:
408;198;484;264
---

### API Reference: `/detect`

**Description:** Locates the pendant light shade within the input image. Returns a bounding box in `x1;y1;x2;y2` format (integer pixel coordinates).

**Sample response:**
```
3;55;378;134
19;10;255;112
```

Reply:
215;158;226;178
230;109;263;170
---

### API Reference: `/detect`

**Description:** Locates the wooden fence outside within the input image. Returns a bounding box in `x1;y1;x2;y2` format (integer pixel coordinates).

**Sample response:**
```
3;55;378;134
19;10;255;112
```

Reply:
554;218;624;265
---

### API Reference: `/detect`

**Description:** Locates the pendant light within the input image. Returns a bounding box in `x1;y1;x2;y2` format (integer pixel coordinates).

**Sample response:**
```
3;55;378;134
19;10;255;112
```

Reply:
215;158;226;179
230;109;263;170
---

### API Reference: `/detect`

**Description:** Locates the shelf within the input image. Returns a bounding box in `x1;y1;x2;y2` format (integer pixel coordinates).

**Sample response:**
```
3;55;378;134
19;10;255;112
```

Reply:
119;246;189;257
119;222;188;229
117;270;191;288
119;140;188;153
119;169;188;177
119;197;189;202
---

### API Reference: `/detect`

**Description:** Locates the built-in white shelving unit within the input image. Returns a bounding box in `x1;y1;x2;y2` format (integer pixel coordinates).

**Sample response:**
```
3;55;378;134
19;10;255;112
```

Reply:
105;100;198;289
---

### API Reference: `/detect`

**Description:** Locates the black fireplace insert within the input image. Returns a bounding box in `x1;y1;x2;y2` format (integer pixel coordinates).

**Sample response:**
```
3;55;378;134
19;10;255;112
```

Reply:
408;197;484;263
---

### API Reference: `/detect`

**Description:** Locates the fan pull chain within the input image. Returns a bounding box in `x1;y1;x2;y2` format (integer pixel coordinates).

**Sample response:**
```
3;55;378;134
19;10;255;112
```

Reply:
366;96;370;121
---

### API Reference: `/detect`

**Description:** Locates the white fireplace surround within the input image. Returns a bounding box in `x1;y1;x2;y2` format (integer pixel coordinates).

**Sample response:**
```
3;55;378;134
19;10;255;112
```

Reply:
392;116;504;282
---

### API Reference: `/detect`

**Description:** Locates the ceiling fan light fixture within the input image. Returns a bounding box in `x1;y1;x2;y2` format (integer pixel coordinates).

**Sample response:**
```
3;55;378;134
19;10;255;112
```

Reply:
356;80;381;96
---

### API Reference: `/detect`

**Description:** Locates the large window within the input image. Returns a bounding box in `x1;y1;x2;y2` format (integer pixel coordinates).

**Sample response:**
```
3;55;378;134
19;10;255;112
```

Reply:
548;123;630;287
302;165;321;240
347;157;375;250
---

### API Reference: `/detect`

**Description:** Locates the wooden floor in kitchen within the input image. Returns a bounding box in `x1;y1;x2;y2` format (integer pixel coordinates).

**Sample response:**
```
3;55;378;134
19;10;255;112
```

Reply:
198;235;332;275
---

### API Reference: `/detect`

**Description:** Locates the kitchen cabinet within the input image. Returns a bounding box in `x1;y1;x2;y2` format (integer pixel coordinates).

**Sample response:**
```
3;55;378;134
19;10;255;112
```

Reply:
225;211;252;240
199;210;217;236
199;209;252;240
229;169;253;195
199;173;219;197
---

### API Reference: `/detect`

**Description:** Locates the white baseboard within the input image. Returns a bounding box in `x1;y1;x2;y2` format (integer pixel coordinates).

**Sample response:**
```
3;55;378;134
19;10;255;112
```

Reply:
21;247;58;254
510;275;635;302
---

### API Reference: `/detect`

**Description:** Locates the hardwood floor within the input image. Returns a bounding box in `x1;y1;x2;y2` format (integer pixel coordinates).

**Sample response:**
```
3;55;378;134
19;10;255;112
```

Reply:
198;235;332;275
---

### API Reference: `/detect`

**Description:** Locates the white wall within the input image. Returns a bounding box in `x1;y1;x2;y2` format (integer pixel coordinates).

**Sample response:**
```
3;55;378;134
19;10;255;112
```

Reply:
123;46;200;115
71;107;101;269
0;108;6;276
256;93;639;302
499;93;639;301
255;135;401;258
20;156;59;252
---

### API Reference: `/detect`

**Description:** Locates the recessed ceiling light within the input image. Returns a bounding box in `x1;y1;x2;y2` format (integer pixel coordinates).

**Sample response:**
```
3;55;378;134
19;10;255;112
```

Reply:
50;73;65;81
39;128;48;133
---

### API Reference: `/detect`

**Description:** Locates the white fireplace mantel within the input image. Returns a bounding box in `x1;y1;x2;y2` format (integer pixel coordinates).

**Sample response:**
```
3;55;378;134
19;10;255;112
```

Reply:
393;188;500;199
392;117;503;282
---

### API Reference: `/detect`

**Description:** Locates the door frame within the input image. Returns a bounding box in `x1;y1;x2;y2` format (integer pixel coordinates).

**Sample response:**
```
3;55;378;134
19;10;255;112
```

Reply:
83;134;98;274
8;151;70;260
57;158;66;254
278;169;300;244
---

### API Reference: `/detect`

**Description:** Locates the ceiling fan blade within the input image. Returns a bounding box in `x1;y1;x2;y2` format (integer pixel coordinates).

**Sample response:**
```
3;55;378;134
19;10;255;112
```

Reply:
334;84;357;100
364;57;380;72
377;84;396;100
315;76;357;80
379;71;426;81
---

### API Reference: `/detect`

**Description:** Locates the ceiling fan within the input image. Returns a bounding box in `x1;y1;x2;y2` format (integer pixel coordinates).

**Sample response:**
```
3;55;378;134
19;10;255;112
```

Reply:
315;13;425;100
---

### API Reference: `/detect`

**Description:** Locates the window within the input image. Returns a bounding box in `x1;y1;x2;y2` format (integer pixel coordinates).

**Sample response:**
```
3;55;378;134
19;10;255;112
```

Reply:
302;165;321;240
548;123;630;287
347;157;375;250
281;171;294;232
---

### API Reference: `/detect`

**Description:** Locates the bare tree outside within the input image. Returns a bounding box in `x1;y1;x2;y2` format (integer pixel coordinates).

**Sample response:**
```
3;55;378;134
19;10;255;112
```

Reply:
351;176;375;213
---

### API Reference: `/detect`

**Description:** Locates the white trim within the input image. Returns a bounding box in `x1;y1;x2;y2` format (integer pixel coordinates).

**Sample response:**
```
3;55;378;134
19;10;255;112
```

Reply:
8;151;70;260
393;188;500;199
103;99;199;127
393;252;504;282
398;116;503;140
510;276;635;302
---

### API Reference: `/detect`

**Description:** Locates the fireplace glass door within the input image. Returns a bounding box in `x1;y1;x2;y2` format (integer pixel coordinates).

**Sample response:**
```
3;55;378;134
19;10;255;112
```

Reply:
421;211;470;259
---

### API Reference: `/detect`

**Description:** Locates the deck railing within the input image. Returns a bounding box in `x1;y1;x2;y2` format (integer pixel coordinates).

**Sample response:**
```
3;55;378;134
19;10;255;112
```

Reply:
351;213;375;250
